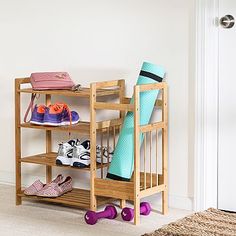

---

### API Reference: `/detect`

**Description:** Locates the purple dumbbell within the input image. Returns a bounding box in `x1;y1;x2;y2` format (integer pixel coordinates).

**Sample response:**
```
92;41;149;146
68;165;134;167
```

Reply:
84;205;117;225
121;202;151;221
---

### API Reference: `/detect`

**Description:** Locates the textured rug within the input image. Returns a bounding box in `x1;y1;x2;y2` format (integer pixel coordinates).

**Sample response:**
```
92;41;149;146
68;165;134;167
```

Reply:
143;208;236;236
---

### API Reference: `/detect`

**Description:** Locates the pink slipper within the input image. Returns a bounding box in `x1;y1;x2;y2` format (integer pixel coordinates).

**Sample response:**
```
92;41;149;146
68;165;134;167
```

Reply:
24;179;45;196
36;176;72;198
24;174;64;196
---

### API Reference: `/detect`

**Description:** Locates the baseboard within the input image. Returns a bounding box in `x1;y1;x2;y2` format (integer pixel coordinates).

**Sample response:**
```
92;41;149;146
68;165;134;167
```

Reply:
0;170;43;187
0;170;193;211
144;192;193;211
169;195;193;211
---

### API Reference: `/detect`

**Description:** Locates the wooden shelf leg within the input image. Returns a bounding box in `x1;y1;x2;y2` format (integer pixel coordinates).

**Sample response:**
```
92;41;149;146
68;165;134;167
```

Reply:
120;199;126;209
162;190;168;215
162;85;168;215
134;197;140;225
90;83;97;211
15;80;22;205
46;94;52;183
134;85;140;225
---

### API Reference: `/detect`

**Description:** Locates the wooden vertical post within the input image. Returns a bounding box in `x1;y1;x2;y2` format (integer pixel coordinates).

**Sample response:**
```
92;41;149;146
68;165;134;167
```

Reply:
144;133;147;189
90;83;97;210
15;79;22;205
119;79;126;208
150;131;152;188
120;199;126;209
106;128;110;165
156;129;159;187
100;132;104;179
119;79;125;121
134;85;140;225
162;85;168;215
46;94;52;183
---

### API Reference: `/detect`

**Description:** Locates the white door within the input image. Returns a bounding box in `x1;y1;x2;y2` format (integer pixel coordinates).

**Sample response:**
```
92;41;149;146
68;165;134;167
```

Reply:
218;0;236;212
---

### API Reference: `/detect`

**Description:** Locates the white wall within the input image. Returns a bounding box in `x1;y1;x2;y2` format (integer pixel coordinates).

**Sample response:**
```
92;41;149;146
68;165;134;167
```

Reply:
0;0;195;210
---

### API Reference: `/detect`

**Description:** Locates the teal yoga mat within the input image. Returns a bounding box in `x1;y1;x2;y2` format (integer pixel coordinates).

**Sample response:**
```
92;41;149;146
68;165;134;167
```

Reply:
107;62;165;181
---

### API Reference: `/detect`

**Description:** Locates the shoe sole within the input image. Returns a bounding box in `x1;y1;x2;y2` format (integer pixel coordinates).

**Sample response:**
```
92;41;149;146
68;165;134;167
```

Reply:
56;156;71;166
30;118;80;126
71;157;90;168
36;189;73;198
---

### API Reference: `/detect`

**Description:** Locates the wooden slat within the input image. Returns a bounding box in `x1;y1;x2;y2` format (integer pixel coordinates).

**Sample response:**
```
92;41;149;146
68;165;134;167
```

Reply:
20;152;109;170
20;122;90;133
18;87;120;97
100;132;104;179
140;185;166;198
144;133;147;189
96;118;123;129
15;77;30;84
94;178;134;200
107;128;110;166
94;79;120;89
119;79;126;121
18;188;113;209
139;82;166;92
123;97;163;108
150;131;152;188
131;173;163;187
140;172;157;187
20;121;120;133
94;102;134;111
113;126;116;149
156;129;159;186
140;122;165;133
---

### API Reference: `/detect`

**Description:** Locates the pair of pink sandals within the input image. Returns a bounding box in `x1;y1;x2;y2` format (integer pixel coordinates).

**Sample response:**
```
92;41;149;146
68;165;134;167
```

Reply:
24;174;72;197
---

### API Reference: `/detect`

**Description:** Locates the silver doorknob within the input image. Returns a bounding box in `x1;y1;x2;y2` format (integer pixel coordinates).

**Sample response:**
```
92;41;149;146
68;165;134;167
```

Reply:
220;15;235;29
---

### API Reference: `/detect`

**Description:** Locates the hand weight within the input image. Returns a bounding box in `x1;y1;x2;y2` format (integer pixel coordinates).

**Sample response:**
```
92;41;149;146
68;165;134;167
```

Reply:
85;205;117;225
121;202;151;221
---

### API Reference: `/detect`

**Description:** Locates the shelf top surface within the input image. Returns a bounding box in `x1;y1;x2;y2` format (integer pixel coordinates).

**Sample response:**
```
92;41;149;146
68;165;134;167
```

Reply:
18;87;120;97
18;188;112;208
20;121;90;133
20;152;109;171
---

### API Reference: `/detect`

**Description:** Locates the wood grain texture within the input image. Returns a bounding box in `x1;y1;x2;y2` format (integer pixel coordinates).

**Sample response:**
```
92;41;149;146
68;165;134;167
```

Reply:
20;152;109;170
17;188;113;209
94;102;134;112
162;84;168;215
134;85;140;225
15;77;168;225
15;79;22;205
45;94;52;183
90;83;97;210
94;178;134;200
18;87;119;97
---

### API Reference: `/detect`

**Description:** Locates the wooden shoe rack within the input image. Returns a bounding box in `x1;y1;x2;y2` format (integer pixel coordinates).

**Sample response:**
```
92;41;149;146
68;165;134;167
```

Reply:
15;78;168;225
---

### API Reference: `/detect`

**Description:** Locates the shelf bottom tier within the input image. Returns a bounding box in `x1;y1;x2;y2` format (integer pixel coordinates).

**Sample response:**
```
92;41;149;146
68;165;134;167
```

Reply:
17;188;113;209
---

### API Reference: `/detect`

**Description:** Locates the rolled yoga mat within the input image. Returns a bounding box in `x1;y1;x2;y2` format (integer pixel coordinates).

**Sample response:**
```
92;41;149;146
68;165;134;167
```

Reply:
107;62;165;181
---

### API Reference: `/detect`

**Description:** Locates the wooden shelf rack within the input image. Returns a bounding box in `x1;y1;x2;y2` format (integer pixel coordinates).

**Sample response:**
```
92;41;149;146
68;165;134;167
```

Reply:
15;77;168;225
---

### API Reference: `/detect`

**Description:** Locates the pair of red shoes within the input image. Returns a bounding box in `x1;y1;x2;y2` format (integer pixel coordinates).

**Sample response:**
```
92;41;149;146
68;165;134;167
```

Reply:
30;103;80;126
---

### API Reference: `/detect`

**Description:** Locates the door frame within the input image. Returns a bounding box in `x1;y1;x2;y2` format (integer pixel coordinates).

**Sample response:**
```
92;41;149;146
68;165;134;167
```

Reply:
194;0;219;211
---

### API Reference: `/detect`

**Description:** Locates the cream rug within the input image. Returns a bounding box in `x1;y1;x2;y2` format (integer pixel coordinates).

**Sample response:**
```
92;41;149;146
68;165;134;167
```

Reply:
143;208;236;236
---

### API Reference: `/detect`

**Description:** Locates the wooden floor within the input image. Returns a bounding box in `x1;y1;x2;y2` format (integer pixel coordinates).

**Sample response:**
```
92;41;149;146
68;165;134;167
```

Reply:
0;184;192;236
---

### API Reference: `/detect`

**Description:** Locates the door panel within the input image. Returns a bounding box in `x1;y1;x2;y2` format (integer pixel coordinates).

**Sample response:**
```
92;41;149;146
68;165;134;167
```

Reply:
218;0;236;211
